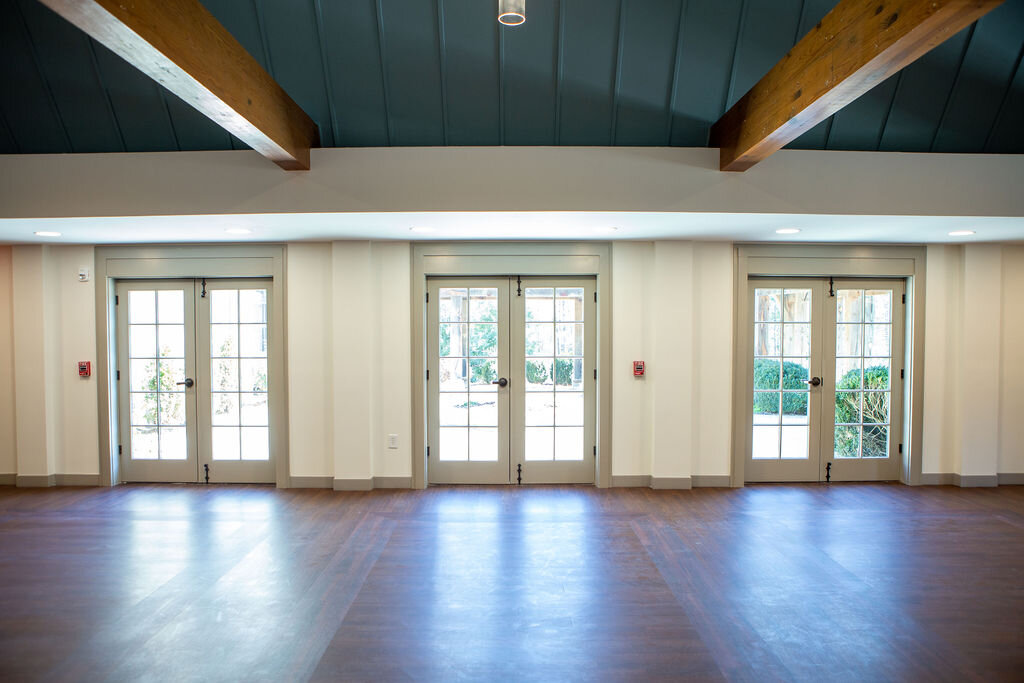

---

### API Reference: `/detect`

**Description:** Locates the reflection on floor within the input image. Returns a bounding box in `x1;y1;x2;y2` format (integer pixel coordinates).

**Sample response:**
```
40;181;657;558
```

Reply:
0;483;1022;680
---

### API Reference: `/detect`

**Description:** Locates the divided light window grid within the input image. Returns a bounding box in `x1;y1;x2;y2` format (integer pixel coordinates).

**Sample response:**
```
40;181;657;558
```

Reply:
210;289;270;461
437;287;499;462
524;287;586;462
834;289;892;459
752;288;812;460
127;290;187;461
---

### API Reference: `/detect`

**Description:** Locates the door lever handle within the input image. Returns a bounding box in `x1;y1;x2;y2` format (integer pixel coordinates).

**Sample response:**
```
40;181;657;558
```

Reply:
804;377;822;387
491;377;508;387
176;378;194;388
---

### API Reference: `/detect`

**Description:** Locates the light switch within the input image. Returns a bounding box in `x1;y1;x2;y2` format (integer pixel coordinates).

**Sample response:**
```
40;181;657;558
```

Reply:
387;434;398;449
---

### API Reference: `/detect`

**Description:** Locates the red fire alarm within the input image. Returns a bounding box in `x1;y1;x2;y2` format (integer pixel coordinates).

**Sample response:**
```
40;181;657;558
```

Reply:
78;361;91;378
633;360;645;377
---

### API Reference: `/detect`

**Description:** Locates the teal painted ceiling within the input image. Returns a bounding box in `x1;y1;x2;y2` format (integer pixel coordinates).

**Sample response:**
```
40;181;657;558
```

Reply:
0;0;1022;155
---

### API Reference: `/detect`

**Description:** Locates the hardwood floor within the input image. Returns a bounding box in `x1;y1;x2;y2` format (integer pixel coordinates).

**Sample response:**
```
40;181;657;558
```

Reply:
0;483;1022;681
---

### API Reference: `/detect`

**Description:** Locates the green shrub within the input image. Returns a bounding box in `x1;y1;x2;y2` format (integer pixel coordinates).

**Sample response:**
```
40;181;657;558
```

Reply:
753;359;808;415
835;364;889;457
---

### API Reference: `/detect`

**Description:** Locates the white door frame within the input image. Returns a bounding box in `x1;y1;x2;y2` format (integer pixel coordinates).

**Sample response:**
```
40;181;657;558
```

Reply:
411;242;612;488
94;245;289;487
732;244;927;487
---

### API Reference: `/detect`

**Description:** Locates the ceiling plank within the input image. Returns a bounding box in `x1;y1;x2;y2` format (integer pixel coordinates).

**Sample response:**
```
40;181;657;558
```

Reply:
709;0;1005;171
36;0;319;170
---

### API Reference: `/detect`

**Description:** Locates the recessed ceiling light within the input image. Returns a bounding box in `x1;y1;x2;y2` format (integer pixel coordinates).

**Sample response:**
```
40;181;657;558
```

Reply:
225;228;252;235
775;228;801;234
409;226;434;233
948;230;975;237
34;231;61;237
498;0;525;25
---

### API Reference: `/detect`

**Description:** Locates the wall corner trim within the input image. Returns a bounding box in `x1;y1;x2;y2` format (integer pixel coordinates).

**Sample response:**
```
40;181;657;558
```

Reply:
16;474;57;487
692;475;732;487
610;475;651;487
649;477;692;490
373;476;413;489
54;474;101;486
919;473;1001;487
289;476;333;489
954;474;999;488
332;478;374;491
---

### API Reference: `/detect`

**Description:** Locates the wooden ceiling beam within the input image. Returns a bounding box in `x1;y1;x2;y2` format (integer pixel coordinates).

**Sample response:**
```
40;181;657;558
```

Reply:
37;0;319;170
710;0;1005;172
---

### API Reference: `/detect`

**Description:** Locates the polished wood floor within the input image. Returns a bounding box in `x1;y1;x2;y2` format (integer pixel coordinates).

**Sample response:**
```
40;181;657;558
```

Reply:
0;483;1022;681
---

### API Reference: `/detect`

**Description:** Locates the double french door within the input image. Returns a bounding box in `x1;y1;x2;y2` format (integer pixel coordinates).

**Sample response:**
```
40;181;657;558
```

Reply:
116;279;275;483
746;278;905;482
427;277;597;485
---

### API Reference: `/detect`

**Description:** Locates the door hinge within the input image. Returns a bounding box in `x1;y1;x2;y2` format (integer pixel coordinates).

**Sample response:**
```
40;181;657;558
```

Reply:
118;445;122;455
116;370;120;380
902;293;906;304
115;295;119;305
425;292;429;303
593;369;597;380
900;369;905;379
898;444;903;454
426;369;429;380
594;292;597;303
427;446;430;458
593;445;597;457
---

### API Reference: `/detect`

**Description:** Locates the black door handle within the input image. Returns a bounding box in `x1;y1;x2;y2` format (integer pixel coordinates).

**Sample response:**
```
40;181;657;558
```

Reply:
176;378;194;389
804;377;821;387
491;377;508;388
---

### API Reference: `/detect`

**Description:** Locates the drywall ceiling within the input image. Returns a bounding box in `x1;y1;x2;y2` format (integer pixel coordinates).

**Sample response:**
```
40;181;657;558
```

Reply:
2;211;1021;244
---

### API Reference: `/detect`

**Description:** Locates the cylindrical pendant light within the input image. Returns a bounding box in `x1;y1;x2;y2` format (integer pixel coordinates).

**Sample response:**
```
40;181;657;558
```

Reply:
498;0;525;26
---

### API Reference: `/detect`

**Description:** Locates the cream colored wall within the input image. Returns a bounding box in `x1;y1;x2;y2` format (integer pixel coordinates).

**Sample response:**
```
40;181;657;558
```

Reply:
285;241;413;482
610;242;653;477
9;245;98;478
922;243;1021;480
285;244;333;478
0;247;14;475
610;241;734;482
999;246;1024;475
2;238;1017;485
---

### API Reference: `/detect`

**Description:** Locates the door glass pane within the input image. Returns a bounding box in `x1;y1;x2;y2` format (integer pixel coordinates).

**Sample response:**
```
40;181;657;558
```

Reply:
524;287;585;462
437;287;498;463
525;427;554;461
554;427;584;461
751;288;811;461
439;427;467;461
127;289;189;461
210;289;269;461
833;289;893;459
468;428;498;462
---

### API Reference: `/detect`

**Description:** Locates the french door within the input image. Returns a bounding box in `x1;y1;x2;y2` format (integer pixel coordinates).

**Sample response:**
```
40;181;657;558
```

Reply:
746;278;905;482
116;279;275;483
427;277;597;485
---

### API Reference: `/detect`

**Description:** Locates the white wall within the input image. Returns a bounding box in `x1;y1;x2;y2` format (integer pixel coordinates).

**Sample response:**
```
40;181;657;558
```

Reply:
285;241;413;483
0;247;14;475
610;241;734;483
2;238;1017;486
610;242;653;477
999;246;1024;475
8;245;98;478
922;243;1022;480
285;244;333;478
